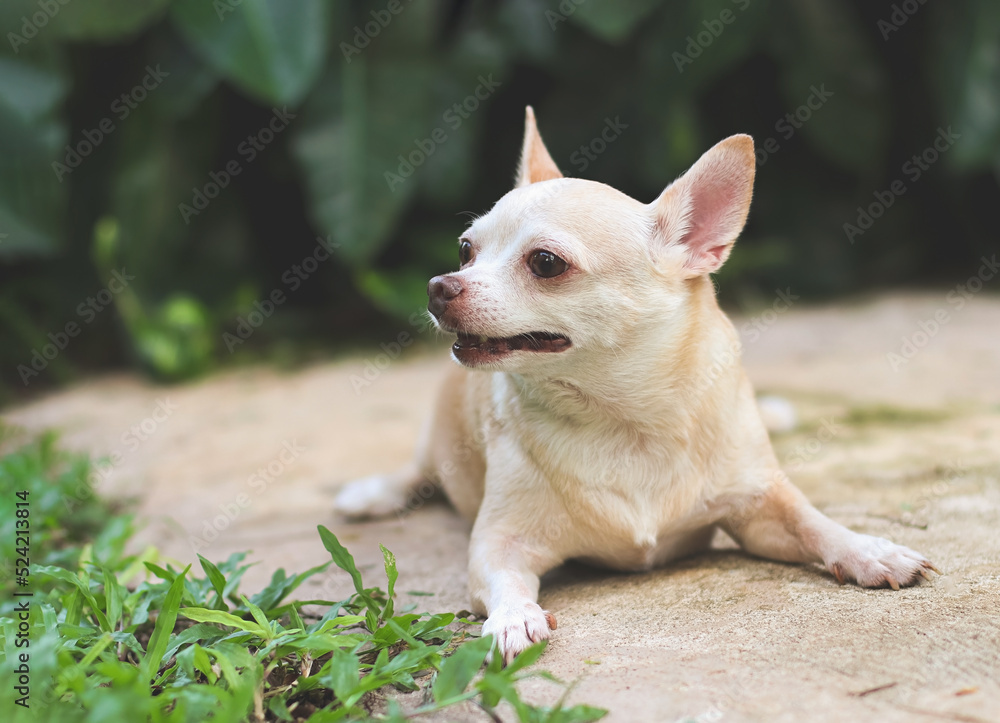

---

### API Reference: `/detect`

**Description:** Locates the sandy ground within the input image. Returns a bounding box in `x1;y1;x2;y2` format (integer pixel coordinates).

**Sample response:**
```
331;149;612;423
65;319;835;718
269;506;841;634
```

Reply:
5;292;1000;722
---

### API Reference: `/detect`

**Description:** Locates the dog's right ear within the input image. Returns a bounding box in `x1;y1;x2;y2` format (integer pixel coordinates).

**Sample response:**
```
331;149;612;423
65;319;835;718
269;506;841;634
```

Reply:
515;106;563;187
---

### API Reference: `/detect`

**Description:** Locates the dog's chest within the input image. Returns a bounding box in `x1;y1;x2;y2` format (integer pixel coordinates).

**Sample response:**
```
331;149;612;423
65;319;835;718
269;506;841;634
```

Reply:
526;422;710;560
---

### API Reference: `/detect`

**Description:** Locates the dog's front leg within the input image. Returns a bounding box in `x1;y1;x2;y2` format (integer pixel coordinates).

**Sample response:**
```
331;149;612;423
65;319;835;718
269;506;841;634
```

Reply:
723;473;937;589
468;492;565;664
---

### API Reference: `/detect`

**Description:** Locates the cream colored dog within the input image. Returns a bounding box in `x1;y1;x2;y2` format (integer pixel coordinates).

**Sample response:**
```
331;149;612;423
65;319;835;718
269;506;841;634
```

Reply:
336;108;936;663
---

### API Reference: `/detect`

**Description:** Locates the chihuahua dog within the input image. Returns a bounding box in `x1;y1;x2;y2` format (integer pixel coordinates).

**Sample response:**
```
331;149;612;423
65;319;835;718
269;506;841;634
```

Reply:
336;108;936;663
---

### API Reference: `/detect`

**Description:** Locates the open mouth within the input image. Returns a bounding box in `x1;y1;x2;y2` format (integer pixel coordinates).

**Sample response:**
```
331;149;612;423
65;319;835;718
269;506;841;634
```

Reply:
453;331;571;364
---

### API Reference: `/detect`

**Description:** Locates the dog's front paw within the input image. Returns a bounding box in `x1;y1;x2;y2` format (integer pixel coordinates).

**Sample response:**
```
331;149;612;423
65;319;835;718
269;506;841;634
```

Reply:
482;601;557;665
826;533;938;590
334;475;408;519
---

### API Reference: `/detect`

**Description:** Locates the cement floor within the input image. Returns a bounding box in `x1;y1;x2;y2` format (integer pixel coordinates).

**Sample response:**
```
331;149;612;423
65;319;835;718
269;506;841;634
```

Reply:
6;292;999;722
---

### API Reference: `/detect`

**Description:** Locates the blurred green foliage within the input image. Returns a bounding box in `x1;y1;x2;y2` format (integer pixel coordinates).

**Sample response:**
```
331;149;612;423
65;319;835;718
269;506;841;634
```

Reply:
0;0;997;399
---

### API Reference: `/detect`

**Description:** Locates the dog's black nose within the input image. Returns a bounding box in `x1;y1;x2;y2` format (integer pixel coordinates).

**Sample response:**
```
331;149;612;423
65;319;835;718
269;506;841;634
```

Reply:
428;275;463;318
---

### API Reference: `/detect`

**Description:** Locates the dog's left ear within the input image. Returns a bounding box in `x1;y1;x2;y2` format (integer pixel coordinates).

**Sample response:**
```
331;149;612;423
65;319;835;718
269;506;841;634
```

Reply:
650;135;755;277
515;106;563;187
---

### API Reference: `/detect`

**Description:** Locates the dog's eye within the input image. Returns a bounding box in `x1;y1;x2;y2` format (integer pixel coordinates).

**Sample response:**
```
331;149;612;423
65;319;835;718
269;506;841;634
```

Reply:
459;240;474;266
528;250;568;278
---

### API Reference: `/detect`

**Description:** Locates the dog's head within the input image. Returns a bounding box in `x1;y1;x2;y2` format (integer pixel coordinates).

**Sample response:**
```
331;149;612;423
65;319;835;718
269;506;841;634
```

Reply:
428;107;755;374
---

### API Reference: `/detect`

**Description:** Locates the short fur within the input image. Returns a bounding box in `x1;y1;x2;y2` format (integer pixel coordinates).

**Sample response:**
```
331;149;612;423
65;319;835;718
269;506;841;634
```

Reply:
336;108;936;663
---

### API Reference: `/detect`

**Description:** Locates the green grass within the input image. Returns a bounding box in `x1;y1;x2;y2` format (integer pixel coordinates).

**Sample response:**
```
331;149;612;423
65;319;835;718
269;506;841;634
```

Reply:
842;404;952;427
0;426;606;722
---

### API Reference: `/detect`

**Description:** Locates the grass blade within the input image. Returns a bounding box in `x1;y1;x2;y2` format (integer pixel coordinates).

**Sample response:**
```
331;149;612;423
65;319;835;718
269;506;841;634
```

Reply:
241;594;274;641
142;564;190;682
289;603;305;632
143;561;176;582
317;525;365;597
317;525;381;628
504;640;547;675
34;564;111;632
178;607;267;637
197;554;228;609
380;544;398;620
102;567;123;628
432;634;492;704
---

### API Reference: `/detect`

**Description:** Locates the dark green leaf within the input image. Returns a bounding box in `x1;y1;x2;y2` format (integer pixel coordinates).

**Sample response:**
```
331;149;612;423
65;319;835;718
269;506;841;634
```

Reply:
0;55;66;259
768;0;889;174
929;0;1000;170
292;57;432;267
170;0;328;105
355;268;433;320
